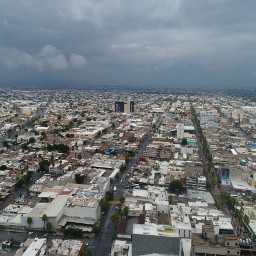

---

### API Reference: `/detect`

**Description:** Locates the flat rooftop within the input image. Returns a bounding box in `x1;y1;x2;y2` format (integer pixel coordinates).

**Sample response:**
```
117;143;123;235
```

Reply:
133;224;179;237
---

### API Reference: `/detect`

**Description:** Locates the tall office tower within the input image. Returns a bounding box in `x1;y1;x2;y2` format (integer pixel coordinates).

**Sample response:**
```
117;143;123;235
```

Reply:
115;101;125;112
130;101;135;112
115;97;135;113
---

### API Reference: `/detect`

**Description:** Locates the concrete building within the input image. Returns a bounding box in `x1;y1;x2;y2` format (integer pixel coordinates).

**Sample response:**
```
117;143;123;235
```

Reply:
190;219;240;256
132;224;180;256
21;177;110;231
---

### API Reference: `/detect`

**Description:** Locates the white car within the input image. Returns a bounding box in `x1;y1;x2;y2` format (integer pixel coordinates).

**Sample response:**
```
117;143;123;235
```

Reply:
28;232;33;235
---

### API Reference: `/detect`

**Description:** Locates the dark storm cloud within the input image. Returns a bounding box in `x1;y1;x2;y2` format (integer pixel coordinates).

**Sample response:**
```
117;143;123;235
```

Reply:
0;0;256;87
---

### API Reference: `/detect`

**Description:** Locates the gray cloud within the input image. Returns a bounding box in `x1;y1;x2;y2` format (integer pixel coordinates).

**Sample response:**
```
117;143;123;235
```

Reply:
70;53;88;69
0;45;88;71
0;0;256;87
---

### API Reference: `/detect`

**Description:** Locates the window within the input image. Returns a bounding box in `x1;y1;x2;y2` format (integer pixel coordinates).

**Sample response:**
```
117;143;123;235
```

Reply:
227;242;229;245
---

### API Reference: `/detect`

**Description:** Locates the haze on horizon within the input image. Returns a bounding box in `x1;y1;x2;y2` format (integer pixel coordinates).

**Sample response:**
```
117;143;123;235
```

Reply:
0;0;256;88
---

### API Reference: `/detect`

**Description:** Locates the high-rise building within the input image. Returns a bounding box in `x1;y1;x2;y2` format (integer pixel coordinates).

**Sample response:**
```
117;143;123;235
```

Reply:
115;101;125;112
115;97;135;113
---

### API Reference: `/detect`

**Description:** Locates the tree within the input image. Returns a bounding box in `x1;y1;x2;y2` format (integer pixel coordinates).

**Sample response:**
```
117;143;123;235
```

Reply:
51;154;54;166
15;178;24;189
28;137;35;144
0;165;7;171
168;195;173;203
99;199;108;211
124;206;129;216
244;215;250;225
105;191;113;201
115;172;120;180
82;246;90;256
181;138;187;145
64;227;83;239
2;141;8;148
206;182;212;189
119;197;125;204
21;143;28;151
46;222;52;230
41;214;48;230
111;213;119;222
92;225;100;234
169;180;182;190
25;187;30;203
75;174;85;184
27;217;32;228
39;159;50;172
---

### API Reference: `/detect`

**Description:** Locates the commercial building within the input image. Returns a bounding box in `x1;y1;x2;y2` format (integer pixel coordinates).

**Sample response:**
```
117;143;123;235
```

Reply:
115;98;135;113
190;219;240;256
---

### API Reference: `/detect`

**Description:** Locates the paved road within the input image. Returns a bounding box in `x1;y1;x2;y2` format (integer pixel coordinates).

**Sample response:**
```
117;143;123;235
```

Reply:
91;113;165;256
0;172;43;212
0;230;62;243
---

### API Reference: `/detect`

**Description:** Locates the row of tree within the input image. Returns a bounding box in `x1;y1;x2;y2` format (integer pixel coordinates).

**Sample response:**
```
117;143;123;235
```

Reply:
26;213;52;230
15;170;33;189
46;143;69;153
191;104;215;184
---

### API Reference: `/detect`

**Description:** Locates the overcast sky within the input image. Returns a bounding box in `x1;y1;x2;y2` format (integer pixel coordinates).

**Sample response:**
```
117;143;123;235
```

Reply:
0;0;256;88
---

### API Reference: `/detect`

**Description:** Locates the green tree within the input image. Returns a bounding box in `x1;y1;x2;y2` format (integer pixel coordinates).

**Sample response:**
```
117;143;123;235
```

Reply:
46;222;52;230
111;213;119;222
169;180;182;190
92;225;100;234
119;197;125;204
75;174;85;184
99;199;108;211
27;217;32;228
2;141;8;148
244;215;250;225
39;159;50;172
64;227;83;239
41;214;48;230
21;143;28;151
28;137;35;144
206;182;212;189
25;187;30;203
124;206;129;216
15;178;24;189
0;165;7;171
82;246;90;256
105;191;113;201
181;138;187;145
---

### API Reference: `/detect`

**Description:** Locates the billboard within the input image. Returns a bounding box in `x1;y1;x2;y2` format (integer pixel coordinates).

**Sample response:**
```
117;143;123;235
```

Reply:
222;169;230;179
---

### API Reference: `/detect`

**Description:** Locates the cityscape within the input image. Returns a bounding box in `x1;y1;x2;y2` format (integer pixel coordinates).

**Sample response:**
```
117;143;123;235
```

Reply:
1;0;256;255
0;88;254;255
